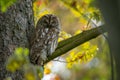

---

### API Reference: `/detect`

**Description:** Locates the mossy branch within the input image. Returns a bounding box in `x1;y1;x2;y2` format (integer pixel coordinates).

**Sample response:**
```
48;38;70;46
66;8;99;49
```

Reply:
45;26;106;64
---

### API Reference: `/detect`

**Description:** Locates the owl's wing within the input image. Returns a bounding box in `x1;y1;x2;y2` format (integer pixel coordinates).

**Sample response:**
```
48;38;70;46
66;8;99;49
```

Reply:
30;27;48;64
46;28;59;57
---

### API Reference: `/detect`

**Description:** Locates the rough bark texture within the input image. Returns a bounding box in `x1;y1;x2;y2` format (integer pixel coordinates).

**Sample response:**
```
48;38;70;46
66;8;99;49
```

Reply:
0;0;35;79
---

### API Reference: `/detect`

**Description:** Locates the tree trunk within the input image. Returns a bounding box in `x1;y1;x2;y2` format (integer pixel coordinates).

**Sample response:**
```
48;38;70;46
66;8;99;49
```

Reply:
0;0;35;79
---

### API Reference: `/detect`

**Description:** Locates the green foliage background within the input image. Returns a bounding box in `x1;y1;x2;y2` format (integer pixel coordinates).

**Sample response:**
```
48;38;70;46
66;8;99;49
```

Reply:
0;0;16;12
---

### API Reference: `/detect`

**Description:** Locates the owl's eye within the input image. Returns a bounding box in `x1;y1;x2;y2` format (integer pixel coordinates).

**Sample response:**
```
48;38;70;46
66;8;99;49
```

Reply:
51;20;58;27
42;20;48;27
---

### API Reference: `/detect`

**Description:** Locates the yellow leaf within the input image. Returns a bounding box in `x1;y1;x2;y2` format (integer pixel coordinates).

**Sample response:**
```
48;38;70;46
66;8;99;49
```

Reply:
80;17;87;24
88;7;95;13
70;51;75;57
24;72;36;80
66;57;71;62
71;8;81;17
14;47;23;56
6;60;20;72
58;37;64;42
74;30;82;35
84;0;93;4
67;63;73;69
82;42;90;49
44;68;51;74
23;48;29;56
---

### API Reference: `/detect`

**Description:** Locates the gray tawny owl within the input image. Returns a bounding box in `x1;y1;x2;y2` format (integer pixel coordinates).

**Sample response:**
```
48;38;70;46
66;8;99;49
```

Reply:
30;14;61;65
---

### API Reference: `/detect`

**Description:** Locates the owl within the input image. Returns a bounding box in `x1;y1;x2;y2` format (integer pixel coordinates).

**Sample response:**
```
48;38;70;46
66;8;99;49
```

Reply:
30;14;61;65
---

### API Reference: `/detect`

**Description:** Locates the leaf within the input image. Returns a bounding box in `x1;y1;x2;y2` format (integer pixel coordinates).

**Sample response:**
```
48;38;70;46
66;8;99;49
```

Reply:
23;48;29;56
0;0;17;12
6;57;21;72
6;47;30;72
24;64;38;80
44;68;51;74
14;47;23;56
65;41;98;68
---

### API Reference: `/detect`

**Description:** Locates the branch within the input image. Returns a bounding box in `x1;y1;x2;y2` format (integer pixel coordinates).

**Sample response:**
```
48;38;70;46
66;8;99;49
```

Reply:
45;26;106;64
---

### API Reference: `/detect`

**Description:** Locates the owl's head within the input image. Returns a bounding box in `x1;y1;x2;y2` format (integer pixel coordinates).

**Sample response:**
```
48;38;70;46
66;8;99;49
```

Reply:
39;14;60;30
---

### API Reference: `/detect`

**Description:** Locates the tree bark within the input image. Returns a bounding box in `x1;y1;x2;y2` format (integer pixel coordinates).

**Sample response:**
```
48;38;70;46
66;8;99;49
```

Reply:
0;0;35;79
